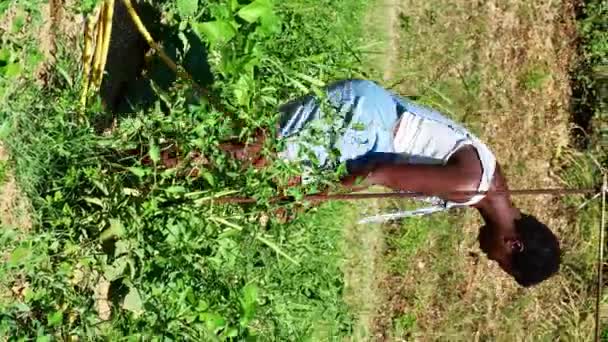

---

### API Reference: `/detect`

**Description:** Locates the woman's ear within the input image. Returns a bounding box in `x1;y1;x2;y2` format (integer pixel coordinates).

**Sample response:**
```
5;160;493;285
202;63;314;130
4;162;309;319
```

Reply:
506;238;524;253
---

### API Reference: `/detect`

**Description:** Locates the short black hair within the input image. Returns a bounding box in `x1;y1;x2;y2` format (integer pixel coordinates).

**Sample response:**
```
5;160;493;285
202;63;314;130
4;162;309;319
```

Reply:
510;214;561;287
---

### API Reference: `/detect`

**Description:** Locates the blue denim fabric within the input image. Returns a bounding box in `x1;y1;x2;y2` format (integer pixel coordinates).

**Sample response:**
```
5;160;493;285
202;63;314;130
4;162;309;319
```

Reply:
277;79;400;169
276;79;454;222
275;79;496;223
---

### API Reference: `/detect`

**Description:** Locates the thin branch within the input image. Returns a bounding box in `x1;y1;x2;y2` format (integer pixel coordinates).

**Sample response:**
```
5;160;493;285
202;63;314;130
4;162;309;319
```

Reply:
211;187;600;205
594;174;606;342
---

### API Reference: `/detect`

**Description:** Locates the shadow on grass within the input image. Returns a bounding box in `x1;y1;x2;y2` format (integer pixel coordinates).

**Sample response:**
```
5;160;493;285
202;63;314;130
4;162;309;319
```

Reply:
96;0;214;129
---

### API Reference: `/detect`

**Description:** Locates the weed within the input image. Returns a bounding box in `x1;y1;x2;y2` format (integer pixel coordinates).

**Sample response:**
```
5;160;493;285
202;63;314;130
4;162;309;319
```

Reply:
571;0;607;148
394;312;416;336
520;64;550;91
0;160;6;184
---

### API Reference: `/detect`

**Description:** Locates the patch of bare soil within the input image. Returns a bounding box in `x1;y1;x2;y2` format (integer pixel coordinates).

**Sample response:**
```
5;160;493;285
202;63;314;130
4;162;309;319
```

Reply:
0;145;31;231
36;2;58;81
381;0;400;83
36;0;84;85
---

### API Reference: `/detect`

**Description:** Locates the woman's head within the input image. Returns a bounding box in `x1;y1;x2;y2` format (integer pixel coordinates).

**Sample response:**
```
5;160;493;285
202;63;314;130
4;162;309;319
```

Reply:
478;213;561;287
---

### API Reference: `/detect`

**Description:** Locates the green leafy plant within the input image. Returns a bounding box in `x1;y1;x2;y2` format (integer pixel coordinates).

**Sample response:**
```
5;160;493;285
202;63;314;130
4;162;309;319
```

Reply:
0;0;368;339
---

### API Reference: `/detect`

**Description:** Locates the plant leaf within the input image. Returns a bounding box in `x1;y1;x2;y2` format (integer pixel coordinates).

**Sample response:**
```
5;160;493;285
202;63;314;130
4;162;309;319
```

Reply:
149;141;160;164
1;62;21;78
258;11;281;35
47;310;63;326
36;336;51;342
195;20;237;45
201;171;215;187
122;286;144;317
165;186;187;194
122;188;142;197
9;246;31;265
293;71;325;87
100;219;125;241
242;283;258;306
0;48;10;62
200;313;226;333
127;167;147;178
0;120;11;139
229;0;240;12
237;0;272;23
233;75;252;106
240;283;258;327
224;327;239;338
92;179;109;196
105;256;128;281
83;197;104;208
177;0;198;18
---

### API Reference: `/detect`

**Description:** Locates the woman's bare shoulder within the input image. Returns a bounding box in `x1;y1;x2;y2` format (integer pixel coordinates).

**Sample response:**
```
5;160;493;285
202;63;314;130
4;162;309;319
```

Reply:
449;145;484;188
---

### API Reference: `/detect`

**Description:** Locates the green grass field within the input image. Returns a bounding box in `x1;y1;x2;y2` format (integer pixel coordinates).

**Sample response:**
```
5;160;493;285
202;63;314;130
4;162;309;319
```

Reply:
0;0;606;340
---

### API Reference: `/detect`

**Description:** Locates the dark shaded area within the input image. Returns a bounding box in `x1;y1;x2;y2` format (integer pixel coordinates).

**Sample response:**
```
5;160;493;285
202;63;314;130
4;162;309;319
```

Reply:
569;63;597;149
98;0;154;115
97;1;214;129
108;278;129;307
101;237;117;258
568;1;607;150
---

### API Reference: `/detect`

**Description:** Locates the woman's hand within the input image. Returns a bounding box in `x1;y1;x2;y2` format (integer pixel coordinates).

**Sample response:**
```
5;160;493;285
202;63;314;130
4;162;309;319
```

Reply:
340;168;373;192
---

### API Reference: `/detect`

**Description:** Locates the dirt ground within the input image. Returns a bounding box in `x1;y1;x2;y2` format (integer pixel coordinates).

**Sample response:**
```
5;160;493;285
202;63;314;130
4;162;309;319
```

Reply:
345;0;597;340
0;144;31;231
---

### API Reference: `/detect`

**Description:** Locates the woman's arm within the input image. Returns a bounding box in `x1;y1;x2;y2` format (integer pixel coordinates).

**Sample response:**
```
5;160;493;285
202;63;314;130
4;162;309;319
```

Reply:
340;146;483;203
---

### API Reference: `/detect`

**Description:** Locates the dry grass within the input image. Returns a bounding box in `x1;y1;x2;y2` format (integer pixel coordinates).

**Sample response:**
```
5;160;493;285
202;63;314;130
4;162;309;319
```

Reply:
367;0;598;340
343;200;387;341
342;0;404;339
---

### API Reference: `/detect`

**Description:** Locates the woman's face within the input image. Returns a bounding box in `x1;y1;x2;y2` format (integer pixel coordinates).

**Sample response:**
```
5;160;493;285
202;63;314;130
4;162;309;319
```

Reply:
478;224;514;275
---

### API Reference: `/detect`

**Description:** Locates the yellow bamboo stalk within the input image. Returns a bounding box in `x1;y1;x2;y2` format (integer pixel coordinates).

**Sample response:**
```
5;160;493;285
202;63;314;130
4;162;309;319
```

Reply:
90;2;106;92
80;10;99;106
96;0;114;91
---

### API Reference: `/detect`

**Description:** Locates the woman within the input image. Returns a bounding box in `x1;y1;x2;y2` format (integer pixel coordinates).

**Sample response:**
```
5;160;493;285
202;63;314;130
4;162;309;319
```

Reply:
222;79;561;287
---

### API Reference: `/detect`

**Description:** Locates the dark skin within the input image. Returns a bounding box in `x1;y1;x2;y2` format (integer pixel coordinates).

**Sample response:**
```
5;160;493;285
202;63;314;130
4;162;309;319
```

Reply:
342;147;524;276
219;133;525;277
